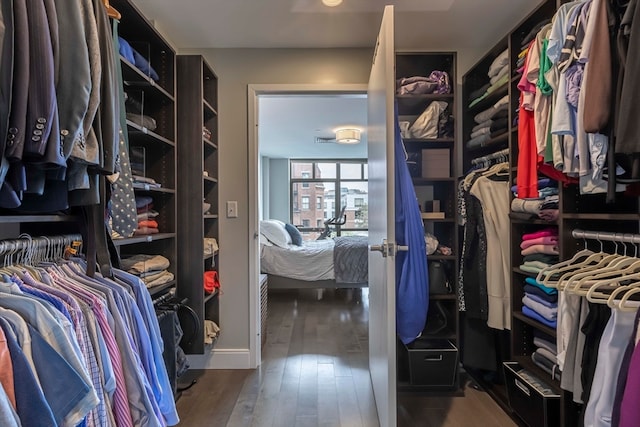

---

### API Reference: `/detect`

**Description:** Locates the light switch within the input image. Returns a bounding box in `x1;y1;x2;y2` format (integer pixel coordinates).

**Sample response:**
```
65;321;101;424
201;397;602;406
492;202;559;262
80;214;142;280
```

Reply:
226;201;238;218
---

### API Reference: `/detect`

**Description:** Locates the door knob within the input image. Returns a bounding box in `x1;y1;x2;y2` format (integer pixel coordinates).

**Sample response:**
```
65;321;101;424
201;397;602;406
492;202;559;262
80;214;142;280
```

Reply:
369;240;409;257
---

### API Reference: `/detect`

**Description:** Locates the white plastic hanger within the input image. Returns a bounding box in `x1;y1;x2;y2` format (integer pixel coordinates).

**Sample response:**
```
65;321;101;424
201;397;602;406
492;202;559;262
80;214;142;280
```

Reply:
535;235;594;287
563;238;630;293
617;285;640;312
583;241;640;304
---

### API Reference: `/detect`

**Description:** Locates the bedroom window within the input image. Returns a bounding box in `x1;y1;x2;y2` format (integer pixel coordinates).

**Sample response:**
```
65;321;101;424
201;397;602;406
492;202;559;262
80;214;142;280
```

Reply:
301;172;310;188
290;159;367;240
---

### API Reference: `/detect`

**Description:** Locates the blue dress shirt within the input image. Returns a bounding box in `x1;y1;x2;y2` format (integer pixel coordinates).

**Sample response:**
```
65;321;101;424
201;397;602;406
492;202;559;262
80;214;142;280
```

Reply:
114;269;180;426
0;317;57;426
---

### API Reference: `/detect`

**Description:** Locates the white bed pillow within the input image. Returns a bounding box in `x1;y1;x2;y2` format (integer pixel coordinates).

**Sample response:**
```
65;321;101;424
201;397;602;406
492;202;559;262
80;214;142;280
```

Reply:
260;220;291;248
259;233;273;247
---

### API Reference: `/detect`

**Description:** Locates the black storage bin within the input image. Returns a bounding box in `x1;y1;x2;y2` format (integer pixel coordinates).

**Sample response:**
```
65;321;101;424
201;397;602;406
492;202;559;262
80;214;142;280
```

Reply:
406;338;458;386
503;362;560;427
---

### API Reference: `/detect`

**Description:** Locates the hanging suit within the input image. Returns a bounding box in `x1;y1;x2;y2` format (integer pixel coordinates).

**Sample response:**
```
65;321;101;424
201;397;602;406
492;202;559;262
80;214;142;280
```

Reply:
1;0;28;208
54;0;92;161
0;0;13;191
24;0;57;160
69;0;119;207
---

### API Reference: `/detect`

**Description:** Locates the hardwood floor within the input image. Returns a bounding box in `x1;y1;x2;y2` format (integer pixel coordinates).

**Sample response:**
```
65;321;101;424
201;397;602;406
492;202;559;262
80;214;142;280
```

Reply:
175;288;517;427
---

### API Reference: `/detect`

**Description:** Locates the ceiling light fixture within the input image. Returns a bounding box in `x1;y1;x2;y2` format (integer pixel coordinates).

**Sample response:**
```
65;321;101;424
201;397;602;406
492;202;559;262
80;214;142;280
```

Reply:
322;0;343;7
335;128;361;144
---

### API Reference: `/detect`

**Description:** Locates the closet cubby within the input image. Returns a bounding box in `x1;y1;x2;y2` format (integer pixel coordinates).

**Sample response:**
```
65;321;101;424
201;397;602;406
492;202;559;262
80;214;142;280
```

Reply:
111;0;177;298
461;0;569;424
461;38;510;173
464;0;640;426
395;51;460;392
176;55;220;354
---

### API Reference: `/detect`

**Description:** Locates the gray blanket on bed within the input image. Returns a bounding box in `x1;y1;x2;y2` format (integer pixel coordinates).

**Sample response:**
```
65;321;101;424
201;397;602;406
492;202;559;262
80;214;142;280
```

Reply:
333;236;368;283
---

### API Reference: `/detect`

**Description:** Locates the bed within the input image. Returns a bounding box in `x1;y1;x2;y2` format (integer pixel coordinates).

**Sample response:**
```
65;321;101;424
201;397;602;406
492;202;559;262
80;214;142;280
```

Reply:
260;229;369;289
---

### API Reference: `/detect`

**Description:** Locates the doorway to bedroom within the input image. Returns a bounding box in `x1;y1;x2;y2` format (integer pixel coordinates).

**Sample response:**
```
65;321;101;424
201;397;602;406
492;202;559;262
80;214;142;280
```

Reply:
248;85;369;368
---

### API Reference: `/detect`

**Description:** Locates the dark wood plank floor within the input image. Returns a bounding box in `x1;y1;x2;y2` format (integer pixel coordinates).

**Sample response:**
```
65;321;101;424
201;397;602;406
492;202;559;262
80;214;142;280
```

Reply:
176;288;516;427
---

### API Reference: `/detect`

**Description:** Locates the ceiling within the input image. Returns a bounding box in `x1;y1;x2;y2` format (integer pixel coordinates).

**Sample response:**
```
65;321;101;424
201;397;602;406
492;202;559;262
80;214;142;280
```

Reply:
258;95;368;159
128;0;543;159
131;0;542;50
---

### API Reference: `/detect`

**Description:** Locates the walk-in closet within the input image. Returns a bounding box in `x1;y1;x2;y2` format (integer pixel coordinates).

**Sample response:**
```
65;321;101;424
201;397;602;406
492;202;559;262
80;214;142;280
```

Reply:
1;0;638;426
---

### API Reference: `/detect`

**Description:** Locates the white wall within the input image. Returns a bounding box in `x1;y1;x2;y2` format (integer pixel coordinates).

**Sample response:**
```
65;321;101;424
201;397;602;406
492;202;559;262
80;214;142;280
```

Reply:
176;45;492;367
179;48;373;363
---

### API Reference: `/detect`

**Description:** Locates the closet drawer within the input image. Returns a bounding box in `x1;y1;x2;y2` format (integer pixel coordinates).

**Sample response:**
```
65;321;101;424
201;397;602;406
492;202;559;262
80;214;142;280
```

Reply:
503;362;560;427
406;339;458;386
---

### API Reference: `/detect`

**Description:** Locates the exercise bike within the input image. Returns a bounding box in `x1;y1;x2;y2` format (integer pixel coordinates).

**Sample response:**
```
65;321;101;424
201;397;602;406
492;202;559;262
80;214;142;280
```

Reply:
316;206;346;240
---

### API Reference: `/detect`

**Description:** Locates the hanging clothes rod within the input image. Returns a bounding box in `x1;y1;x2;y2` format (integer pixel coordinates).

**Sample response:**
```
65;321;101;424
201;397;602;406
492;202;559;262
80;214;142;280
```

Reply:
0;234;83;256
572;229;640;244
471;148;509;165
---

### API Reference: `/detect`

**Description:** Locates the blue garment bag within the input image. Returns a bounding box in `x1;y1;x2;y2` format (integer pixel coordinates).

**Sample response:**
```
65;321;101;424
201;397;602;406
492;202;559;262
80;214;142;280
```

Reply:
394;104;429;344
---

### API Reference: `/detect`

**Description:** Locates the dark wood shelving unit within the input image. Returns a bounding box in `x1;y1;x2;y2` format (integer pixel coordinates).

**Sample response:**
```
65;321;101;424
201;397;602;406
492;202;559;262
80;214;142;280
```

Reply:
395;51;460;392
461;2;578;426
176;54;220;354
111;0;178;295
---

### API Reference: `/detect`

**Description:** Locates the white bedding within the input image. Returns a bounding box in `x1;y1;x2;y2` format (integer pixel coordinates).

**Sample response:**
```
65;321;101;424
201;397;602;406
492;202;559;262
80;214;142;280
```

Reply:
260;240;335;281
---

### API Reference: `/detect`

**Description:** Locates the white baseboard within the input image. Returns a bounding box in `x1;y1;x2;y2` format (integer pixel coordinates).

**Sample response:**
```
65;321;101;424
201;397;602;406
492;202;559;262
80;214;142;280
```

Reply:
186;348;252;369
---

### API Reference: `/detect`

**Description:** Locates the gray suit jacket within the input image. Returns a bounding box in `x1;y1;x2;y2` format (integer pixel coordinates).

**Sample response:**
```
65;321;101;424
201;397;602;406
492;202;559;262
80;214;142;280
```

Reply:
24;0;57;160
0;0;13;188
5;0;27;162
93;0;118;175
72;0;101;166
55;0;92;160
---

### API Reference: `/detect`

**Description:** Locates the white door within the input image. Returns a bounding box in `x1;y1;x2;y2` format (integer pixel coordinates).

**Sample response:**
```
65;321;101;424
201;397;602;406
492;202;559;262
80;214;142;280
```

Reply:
367;6;396;427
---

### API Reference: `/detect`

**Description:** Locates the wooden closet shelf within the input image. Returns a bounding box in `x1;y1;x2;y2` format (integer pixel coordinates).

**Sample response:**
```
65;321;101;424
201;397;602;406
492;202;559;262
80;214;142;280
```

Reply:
204;289;219;304
203;176;218;184
204;214;219;220
0;214;79;223
203;251;218;261
509;212;556;225
132;184;176;194
148;280;176;297
203;99;218;117
112;232;176;246
513;311;556;338
121;56;175;101
126;120;175;147
203;138;218;150
512;267;538;278
562;212;640;220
